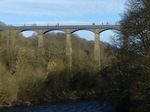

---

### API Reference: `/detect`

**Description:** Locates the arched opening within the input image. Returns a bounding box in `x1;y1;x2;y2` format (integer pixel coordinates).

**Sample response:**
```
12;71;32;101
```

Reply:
21;31;37;38
72;30;94;40
71;30;95;70
100;29;120;44
99;29;120;67
20;30;38;47
43;30;66;62
44;30;65;34
72;30;94;50
44;30;66;43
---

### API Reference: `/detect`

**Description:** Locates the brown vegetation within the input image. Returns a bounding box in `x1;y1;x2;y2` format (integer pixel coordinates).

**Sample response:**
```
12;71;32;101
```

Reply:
0;27;111;107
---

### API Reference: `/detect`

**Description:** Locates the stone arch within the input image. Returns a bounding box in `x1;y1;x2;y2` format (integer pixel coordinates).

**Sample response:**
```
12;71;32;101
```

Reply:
71;29;95;41
21;30;38;37
71;29;94;34
20;29;37;33
99;28;120;43
100;28;120;33
43;29;66;34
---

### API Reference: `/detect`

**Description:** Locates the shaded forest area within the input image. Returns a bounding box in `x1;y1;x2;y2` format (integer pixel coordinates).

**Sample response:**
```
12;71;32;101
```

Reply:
0;0;150;112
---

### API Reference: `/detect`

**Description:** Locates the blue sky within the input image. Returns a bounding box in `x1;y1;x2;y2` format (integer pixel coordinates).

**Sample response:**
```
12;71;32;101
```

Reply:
0;0;126;43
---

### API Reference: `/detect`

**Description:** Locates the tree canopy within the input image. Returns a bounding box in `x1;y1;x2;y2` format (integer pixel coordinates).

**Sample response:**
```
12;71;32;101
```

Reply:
120;0;150;55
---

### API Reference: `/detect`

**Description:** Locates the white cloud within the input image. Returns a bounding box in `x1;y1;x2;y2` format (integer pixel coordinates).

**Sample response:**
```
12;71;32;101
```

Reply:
0;0;125;16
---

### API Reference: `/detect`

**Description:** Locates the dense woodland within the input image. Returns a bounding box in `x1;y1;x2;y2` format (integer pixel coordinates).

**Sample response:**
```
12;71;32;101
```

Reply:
0;24;112;105
0;0;149;112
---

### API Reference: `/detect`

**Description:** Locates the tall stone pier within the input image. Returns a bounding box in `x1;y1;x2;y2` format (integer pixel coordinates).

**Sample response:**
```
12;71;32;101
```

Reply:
94;29;100;69
38;29;44;54
66;29;72;68
38;30;44;48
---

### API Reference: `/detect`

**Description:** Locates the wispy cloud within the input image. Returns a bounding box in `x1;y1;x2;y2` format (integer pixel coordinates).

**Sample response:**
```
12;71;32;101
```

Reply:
0;0;125;17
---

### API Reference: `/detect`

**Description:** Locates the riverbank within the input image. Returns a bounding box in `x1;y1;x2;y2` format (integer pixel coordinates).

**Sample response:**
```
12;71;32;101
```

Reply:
0;89;143;112
0;90;98;108
0;100;116;112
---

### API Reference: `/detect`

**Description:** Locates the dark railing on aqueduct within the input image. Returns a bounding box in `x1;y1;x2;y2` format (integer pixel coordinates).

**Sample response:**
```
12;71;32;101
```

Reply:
0;24;121;68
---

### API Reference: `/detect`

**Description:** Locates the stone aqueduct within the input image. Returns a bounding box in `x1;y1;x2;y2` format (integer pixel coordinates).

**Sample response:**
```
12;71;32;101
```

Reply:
0;25;121;68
